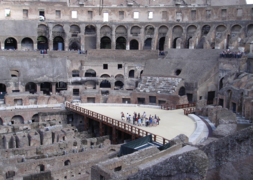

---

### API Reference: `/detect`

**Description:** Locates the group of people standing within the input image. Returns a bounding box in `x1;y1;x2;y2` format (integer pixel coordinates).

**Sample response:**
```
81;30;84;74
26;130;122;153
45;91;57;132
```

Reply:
220;50;243;58
121;112;160;127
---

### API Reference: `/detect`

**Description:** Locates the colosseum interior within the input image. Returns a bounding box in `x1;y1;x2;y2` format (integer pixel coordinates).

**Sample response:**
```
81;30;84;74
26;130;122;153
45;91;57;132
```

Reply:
0;0;253;179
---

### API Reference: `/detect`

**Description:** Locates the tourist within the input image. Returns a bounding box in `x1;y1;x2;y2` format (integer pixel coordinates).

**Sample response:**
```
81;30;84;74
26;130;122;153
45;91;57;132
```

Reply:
126;113;129;122
145;118;149;127
143;112;146;118
138;113;140;119
157;116;160;125
138;117;141;126
129;115;131;123
150;116;153;126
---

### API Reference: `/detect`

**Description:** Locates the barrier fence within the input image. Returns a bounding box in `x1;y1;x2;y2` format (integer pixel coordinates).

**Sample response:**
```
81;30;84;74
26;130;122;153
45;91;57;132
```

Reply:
65;102;170;145
161;103;196;110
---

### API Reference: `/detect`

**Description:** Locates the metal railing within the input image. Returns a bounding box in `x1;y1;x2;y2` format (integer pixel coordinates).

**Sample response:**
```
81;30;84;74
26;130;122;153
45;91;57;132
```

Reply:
65;102;170;145
161;103;196;110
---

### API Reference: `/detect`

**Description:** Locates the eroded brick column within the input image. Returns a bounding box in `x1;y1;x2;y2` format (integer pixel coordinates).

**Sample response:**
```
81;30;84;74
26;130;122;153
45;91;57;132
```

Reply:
99;120;105;136
52;83;56;95
112;126;117;144
84;116;89;131
37;83;41;93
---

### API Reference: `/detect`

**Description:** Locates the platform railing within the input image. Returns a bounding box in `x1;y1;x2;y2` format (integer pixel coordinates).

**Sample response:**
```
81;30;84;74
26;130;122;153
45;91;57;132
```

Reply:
161;103;196;110
65;102;170;145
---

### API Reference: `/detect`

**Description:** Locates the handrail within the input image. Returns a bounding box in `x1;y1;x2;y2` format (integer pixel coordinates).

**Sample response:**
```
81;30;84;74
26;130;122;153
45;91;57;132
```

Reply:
161;102;196;110
65;101;170;145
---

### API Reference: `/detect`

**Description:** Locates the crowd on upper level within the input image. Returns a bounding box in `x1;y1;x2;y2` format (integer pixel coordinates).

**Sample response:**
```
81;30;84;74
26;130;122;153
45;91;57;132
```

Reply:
220;50;244;58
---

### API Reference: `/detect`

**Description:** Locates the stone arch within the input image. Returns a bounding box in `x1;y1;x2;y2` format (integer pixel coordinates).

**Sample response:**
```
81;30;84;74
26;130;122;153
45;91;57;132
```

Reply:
64;160;71;166
116;37;126;50
173;37;180;49
36;164;45;172
53;36;64;50
37;36;48;50
158;37;165;51
85;25;96;34
247;24;253;37
216;25;227;32
11;115;24;124
115;74;124;79
231;24;242;32
187;25;197;34
129;70;135;78
31;114;39;122
70;24;80;34
178;87;185;96
130;39;139;50
69;39;80;50
173;25;183;37
158;25;168;36
100;36;111;49
84;81;96;89
25;82;37;94
145;25;155;36
100;74;110;78
4;37;17;50
115;81;124;89
219;77;224;90
21;37;33;50
202;25;211;36
100;80;111;88
0;83;6;93
115;25;127;37
85;69;96;77
143;38;152;50
52;24;65;38
100;25;112;37
40;82;52;95
37;24;48;37
131;25;141;36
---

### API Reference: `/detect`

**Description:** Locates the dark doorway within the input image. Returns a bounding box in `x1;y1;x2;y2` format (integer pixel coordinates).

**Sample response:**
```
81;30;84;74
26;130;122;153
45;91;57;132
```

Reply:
232;102;236;113
219;99;224;107
187;94;193;103
40;82;52;95
116;37;126;49
21;38;33;50
173;38;179;49
37;36;48;50
5;38;17;50
226;35;230;49
178;87;186;96
53;36;64;50
158;100;166;105
137;98;145;104
100;80;111;88
129;70;134;78
186;37;192;49
100;37;111;49
130;40;138;50
219;78;224;90
56;82;67;92
159;37;165;51
115;81;124;89
85;69;96;77
207;91;215;105
73;89;80;96
149;96;156;104
143;38;152;50
122;98;131;103
87;97;95;103
69;41;80;50
64;160;71;166
25;82;37;94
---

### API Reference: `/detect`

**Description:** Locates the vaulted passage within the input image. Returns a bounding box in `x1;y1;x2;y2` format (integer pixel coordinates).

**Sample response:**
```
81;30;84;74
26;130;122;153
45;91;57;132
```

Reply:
25;82;37;94
143;38;152;50
69;41;80;50
41;82;52;95
116;37;126;50
130;40;138;50
159;37;165;51
21;38;33;50
100;37;111;49
100;80;111;88
53;36;64;50
5;37;17;50
37;36;48;50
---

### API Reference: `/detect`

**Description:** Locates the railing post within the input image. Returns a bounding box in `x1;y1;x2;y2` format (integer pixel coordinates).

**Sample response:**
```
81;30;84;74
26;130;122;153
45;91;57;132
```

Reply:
154;135;156;142
84;116;89;131
112;126;117;144
163;138;165;145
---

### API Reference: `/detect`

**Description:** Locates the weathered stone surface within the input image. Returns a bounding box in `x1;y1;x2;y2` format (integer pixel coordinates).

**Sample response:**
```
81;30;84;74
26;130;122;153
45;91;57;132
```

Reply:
171;134;189;145
213;124;237;138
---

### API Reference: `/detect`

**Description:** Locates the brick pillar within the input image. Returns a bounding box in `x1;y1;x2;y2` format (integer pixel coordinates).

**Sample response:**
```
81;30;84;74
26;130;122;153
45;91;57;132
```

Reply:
99;120;104;136
84;116;89;131
132;133;135;141
121;131;124;143
111;25;116;50
112;126;117;144
52;83;56;95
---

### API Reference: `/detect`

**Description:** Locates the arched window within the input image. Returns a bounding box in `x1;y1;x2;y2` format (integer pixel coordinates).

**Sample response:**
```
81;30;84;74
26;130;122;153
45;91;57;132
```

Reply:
5;37;17;50
115;81;124;89
11;115;24;124
143;38;152;50
53;36;64;51
37;36;48;50
85;69;96;77
116;37;126;50
100;37;111;49
21;38;34;51
72;70;79;77
129;70;135;78
178;87;185;96
40;82;52;95
130;40;139;50
25;82;37;94
100;80;111;88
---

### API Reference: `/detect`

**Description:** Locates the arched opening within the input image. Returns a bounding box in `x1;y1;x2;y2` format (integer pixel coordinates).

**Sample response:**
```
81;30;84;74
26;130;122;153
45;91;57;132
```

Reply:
143;38;152;50
56;82;67;92
202;25;210;36
247;24;253;37
53;36;64;51
6;171;15;179
216;25;226;33
100;37;111;49
227;90;232;109
21;38;33;51
238;92;243;115
186;37;192;49
115;25;127;36
37;36;48;50
85;69;96;77
0;83;6;99
175;69;181;76
85;25;96;35
173;26;183;37
25;82;37;94
31;114;39;122
131;26;141;36
178;87;185;96
64;160;71;166
5;37;17;50
69;41;80;51
72;70;79;77
11;115;24;124
36;164;45;172
207;91;215;105
0;118;3;125
70;25;80;35
219;78;224;90
159;37;165;51
116;37;126;50
129;70;135;78
130;39;139;50
10;70;19;77
100;74;110;78
100;80;111;88
40;82;52;95
84;81;96;89
140;70;143;77
115;81;124;90
145;25;155;36
173;38;179;49
115;74;124;79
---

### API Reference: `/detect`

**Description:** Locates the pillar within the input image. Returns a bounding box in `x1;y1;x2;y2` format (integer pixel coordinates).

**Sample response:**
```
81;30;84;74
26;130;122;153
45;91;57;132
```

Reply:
99;120;104;136
52;83;56;95
121;131;124;143
131;133;135;141
96;24;101;49
111;25;116;50
84;116;89;131
152;27;158;50
37;83;41;92
112;126;117;144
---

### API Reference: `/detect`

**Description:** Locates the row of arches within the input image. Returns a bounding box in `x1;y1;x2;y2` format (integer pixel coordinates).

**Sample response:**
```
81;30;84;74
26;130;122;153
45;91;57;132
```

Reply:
72;70;140;78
